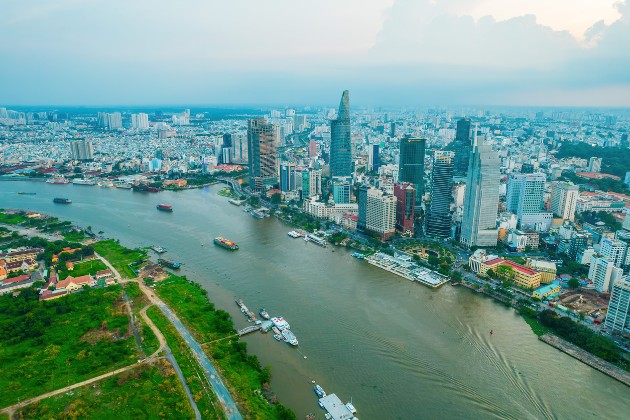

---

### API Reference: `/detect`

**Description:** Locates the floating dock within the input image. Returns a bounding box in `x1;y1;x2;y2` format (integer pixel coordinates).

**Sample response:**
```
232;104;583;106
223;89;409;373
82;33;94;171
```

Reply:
319;394;355;420
238;325;261;336
365;252;448;288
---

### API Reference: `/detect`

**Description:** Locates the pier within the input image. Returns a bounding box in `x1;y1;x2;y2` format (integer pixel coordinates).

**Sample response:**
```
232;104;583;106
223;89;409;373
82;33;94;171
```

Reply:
237;325;261;336
365;252;449;288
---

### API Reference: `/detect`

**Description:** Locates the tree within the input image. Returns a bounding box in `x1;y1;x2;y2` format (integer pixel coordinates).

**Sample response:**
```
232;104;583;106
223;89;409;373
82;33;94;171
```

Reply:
568;277;580;289
496;265;515;282
486;269;496;278
270;193;282;205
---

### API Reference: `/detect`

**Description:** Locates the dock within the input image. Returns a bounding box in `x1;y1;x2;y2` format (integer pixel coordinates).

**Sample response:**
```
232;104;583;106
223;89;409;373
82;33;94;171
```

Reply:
365;252;449;288
237;325;261;336
319;394;354;420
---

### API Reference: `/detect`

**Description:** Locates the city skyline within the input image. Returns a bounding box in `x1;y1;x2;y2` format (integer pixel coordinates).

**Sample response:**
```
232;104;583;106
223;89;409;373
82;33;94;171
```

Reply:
1;1;629;107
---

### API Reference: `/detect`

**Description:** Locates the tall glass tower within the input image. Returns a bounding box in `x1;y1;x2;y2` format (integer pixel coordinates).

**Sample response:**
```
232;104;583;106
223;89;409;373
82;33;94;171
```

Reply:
247;118;279;191
330;90;352;178
453;118;471;177
425;151;454;238
398;136;425;209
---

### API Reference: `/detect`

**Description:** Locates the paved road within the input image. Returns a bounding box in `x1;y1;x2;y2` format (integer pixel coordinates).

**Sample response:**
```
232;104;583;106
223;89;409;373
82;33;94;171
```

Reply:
137;281;242;420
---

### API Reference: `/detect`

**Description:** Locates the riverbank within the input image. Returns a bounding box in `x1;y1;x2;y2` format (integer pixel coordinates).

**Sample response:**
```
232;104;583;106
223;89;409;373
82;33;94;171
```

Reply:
540;334;630;387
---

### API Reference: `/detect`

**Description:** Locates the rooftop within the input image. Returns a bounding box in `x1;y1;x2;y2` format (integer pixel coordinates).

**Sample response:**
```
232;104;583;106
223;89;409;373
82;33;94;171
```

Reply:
534;284;560;295
319;394;354;420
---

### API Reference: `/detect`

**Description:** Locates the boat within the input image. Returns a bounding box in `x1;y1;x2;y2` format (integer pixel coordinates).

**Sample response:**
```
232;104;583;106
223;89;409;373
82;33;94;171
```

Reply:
98;181;114;187
72;178;97;186
158;258;181;269
132;184;160;193
273;334;282;341
53;197;72;204
47;176;69;184
318;400;325;409
272;326;281;335
156;204;173;212
17;192;36;195
282;329;298;346
287;230;304;238
314;385;326;398
306;234;326;247
250;210;265;219
271;316;290;330
259;309;270;320
214;237;239;250
151;245;166;253
228;198;246;206
115;183;133;189
345;401;357;414
351;252;365;259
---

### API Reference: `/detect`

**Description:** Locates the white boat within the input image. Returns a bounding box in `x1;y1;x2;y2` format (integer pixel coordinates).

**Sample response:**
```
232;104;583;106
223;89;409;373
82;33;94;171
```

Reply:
98;181;114;187
346;402;357;414
115;183;133;189
47;176;69;184
72;178;97;185
287;230;304;238
282;329;298;346
271;316;290;330
273;334;282;341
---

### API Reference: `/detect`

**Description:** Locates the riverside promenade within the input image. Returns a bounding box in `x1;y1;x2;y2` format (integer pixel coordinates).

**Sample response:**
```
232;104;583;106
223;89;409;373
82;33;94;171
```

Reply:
539;334;630;387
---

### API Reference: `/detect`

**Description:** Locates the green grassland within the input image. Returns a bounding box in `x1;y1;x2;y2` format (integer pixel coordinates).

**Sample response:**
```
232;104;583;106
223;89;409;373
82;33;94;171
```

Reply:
14;362;195;420
0;286;140;408
92;240;146;278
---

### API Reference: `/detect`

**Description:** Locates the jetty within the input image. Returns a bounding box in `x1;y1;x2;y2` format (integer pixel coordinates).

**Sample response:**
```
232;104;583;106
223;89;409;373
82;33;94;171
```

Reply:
238;325;261;336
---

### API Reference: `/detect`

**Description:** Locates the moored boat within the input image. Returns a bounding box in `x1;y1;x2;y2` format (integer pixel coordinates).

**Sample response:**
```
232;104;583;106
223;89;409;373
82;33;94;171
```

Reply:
282;329;298;346
259;309;270;320
158;258;181;269
47;176;69;184
72;178;97;185
151;245;166;253
314;385;326;398
214;237;238;250
156;204;173;212
53;197;72;204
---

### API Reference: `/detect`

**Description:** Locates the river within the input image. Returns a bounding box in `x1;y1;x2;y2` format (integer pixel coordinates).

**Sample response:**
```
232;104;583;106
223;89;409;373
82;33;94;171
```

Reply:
1;180;628;419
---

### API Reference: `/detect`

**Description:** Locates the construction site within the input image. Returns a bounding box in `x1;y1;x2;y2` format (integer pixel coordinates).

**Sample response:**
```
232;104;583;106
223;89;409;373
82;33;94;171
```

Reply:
557;289;609;319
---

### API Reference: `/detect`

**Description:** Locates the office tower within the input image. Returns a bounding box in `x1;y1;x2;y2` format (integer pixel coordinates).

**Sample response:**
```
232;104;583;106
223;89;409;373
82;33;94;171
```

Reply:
330;90;352;178
588;157;602;172
294;114;307;131
398;136;425;209
368;144;380;173
550;181;579;221
604;277;630;334
247;118;279;190
309;140;317;158
365;188;397;240
460;142;500;248
600;238;627;267
394;183;415;235
568;233;588;260
621;133;629;148
280;163;296;192
425;151;454;238
332;178;352;204
506;173;549;229
390;122;396;137
589;256;624;293
131;113;149;129
231;135;248;164
107;112;123;129
301;169;321;199
453;118;471;177
222;133;233;148
357;186;369;231
221;148;232;165
155;150;164;160
70;140;94;161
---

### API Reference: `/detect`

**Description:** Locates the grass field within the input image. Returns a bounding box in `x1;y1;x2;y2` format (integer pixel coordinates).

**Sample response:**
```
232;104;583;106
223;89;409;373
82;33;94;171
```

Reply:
0;210;27;225
92;240;146;278
0;286;140;408
57;259;108;280
147;306;220;419
15;362;195;419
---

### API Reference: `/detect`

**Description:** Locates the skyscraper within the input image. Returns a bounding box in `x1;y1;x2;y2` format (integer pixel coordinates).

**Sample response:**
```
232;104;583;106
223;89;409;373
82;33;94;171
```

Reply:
550;181;579;221
357;186;369;232
506;173;549;229
604;277;630;334
70;140;94;161
247;118;279;191
280;163;296;192
589;256;624;293
460;142;500;248
425;151;454;238
131;113;149;129
368;144;380;173
222;133;233;148
588;157;602;172
330;90;352;178
301;169;321;199
394;183;415;235
398;136;425;209
453;118;471;177
365;188;397;240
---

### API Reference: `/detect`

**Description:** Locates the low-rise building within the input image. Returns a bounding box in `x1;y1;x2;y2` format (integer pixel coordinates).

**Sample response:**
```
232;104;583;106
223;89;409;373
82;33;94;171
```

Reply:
532;283;560;300
56;275;95;292
0;274;35;295
0;248;43;263
526;259;557;284
477;257;542;289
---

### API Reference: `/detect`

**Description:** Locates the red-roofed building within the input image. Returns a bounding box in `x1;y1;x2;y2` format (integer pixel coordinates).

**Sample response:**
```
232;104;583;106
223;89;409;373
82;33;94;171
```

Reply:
0;274;35;295
478;257;542;289
56;275;95;292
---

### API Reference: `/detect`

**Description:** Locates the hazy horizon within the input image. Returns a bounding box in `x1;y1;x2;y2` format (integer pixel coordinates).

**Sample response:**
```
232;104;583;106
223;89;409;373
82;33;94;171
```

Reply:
2;0;630;107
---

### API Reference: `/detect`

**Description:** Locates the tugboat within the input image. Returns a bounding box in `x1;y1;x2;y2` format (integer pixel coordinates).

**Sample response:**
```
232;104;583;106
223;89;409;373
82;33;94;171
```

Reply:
259;309;270;320
214;237;239;250
53;197;72;204
156;204;173;212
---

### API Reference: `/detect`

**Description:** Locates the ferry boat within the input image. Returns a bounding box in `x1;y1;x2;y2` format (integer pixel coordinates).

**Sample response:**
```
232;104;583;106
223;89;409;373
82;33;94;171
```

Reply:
287;230;304;238
151;245;166;253
47;176;69;184
214;237;239;250
306;234;326;247
156;204;173;212
259;309;270;320
314;385;326;398
271;316;290;330
72;178;97;186
351;252;365;259
53;197;72;204
250;210;265;219
345;402;357;414
158;258;181;269
98;181;114;187
115;183;133;189
282;329;298;346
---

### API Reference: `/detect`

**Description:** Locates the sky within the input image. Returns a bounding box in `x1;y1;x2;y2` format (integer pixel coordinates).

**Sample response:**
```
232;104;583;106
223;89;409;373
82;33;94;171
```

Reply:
1;0;629;107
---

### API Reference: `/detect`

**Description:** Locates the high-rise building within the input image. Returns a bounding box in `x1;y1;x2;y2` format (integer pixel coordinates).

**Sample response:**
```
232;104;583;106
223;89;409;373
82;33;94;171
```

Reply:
247;118;279;191
600;238;627;267
107;112;123;129
604;277;630;334
357;186;369;232
330;90;352;178
425;151;454;238
222;133;233;148
70;140;94;161
131;113;149;129
394;183;415;235
365;188;397;240
453;118;471;177
301;169;321;199
332;177;352;204
280;163;296;192
460;142;500;248
588;157;602;173
506;173;549;229
309;140;317;158
550;181;579;221
368;144;380;173
589;256;624;293
398;136;425;209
